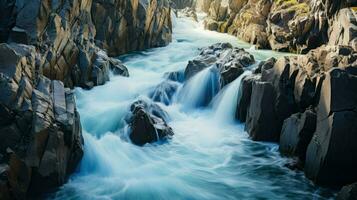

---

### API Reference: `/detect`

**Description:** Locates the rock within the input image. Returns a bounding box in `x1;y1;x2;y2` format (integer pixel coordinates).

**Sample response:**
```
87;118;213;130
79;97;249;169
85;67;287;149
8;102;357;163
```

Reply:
245;80;280;142
128;100;173;146
337;182;357;200
304;68;357;186
149;81;180;105
328;8;357;51
177;7;198;21
201;0;357;53
164;70;185;82
235;75;259;122
184;43;255;86
279;109;316;162
170;0;195;9
91;0;172;57
109;58;129;77
196;0;214;13
0;43;83;197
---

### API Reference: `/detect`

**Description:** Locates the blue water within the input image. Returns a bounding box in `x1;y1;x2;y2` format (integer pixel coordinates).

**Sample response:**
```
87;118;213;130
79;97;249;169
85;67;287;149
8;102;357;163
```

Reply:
50;13;335;200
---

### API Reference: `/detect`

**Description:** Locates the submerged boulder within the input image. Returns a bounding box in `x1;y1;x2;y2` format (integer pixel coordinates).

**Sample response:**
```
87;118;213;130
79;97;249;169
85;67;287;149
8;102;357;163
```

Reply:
150;81;180;105
128;100;173;146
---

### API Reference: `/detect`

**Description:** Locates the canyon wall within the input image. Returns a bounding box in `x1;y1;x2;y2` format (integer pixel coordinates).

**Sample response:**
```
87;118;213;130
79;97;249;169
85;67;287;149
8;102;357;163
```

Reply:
201;0;357;53
0;0;172;198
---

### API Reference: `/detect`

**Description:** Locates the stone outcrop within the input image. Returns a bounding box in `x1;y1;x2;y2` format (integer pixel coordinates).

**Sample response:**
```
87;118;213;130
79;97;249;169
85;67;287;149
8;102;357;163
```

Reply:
127;100;174;146
92;0;172;56
337;182;357;200
279;109;316;162
177;7;198;21
0;43;83;198
170;0;195;9
235;44;357;186
304;68;357;186
0;0;173;198
184;43;255;86
201;0;357;53
0;0;171;88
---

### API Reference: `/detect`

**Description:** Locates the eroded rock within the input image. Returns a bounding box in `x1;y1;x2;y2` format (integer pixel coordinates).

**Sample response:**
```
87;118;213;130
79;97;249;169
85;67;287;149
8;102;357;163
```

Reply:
127;100;174;146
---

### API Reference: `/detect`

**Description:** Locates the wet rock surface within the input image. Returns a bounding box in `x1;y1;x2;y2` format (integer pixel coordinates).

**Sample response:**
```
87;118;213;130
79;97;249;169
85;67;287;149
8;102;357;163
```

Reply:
234;43;357;187
127;100;174;146
184;43;255;87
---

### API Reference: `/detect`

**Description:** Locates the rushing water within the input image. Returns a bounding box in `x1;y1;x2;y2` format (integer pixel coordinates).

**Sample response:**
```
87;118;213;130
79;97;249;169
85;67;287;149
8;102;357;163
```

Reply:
51;13;335;200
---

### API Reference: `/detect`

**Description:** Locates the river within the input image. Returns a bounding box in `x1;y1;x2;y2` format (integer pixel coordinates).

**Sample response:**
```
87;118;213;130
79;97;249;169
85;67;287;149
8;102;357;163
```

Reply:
51;13;335;200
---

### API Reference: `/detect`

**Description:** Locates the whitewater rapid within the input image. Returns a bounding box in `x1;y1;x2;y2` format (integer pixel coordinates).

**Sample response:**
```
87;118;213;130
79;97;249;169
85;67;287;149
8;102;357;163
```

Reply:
51;13;335;200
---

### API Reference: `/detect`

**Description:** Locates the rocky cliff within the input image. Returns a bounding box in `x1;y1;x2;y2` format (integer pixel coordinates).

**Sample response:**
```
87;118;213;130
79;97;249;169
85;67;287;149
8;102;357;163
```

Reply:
238;44;357;187
0;0;172;198
201;0;357;53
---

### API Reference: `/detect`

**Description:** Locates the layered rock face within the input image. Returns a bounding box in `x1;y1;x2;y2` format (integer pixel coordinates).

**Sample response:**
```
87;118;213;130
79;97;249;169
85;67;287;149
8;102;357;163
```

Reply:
201;0;357;52
171;0;195;9
0;43;83;198
236;44;357;187
0;0;172;198
92;0;172;56
0;0;171;88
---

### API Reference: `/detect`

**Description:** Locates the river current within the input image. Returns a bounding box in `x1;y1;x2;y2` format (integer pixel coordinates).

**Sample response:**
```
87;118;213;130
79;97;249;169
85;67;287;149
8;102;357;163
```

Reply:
51;13;335;200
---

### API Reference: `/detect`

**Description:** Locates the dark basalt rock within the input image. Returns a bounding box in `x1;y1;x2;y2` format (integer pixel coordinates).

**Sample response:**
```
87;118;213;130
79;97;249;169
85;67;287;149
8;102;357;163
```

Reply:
304;68;357;186
245;80;280;142
279;109;316;163
184;43;255;86
236;75;257;122
337;182;357;200
128;100;173;146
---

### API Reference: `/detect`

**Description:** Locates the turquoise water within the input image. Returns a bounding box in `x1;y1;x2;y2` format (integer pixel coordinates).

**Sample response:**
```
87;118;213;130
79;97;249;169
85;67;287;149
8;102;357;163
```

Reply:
50;13;335;200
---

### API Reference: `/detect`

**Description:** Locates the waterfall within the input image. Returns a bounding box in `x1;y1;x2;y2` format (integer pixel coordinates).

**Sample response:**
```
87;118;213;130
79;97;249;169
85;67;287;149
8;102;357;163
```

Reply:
211;70;252;124
175;66;220;110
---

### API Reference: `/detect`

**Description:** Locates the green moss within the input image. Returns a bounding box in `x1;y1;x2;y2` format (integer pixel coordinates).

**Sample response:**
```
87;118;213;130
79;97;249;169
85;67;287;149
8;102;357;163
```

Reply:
274;0;310;15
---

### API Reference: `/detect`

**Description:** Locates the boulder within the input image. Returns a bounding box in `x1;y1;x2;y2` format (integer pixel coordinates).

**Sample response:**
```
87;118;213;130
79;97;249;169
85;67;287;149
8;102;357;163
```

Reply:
304;68;357;186
184;43;255;86
177;7;198;21
337;182;357;200
279;109;316;162
164;70;185;82
235;75;259;122
150;81;180;105
128;100;173;146
245;80;280;141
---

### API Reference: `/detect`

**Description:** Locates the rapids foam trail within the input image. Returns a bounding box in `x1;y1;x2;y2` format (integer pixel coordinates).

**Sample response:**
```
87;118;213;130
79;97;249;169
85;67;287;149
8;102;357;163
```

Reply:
50;13;335;200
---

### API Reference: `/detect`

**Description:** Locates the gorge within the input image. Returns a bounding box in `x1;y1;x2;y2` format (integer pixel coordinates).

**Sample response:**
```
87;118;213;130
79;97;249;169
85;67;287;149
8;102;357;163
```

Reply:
0;0;356;199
